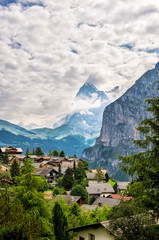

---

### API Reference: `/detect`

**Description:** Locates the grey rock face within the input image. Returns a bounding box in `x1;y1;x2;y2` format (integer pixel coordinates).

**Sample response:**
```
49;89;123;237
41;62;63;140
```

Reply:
82;63;159;179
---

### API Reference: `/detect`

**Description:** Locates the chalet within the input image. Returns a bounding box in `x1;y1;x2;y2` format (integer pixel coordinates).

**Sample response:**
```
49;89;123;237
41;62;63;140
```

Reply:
49;157;67;166
35;168;59;186
92;197;121;208
86;183;115;198
86;172;105;185
117;182;130;193
67;221;115;240
0;146;23;159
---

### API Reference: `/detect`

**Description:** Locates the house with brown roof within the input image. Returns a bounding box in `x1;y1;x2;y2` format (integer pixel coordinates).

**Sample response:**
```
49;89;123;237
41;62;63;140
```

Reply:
86;183;115;198
34;168;60;186
67;221;115;240
0;146;23;158
34;166;68;186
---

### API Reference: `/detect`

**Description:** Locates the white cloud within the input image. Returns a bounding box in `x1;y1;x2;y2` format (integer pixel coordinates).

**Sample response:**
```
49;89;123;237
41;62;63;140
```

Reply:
0;0;159;128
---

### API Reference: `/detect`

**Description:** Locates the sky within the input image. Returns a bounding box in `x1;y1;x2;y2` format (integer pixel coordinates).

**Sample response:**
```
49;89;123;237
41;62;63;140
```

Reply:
0;0;159;129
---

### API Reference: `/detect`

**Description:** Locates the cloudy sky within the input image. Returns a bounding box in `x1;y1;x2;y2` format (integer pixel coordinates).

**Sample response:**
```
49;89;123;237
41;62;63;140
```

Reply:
0;0;159;129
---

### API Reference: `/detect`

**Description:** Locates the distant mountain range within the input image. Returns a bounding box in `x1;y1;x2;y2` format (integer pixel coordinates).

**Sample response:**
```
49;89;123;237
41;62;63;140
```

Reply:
0;82;111;156
82;62;159;180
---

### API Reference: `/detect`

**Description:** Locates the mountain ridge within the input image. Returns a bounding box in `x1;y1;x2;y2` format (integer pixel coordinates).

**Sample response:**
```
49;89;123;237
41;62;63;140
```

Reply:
82;62;159;180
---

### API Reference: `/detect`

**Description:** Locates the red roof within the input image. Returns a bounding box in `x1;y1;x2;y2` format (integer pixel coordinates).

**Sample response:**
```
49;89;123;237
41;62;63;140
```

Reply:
111;194;133;201
0;165;8;171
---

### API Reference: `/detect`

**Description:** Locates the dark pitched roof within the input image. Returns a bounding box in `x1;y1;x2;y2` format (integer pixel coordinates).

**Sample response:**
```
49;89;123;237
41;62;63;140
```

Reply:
34;168;57;176
92;197;121;207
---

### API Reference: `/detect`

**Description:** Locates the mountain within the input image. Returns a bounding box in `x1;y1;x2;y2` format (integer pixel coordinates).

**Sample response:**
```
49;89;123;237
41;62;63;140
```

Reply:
82;62;159;180
63;82;110;140
76;82;109;102
0;82;110;157
0;120;89;156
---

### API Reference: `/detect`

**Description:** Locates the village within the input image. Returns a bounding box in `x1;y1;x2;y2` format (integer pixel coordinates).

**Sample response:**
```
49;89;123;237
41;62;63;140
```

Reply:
0;146;132;240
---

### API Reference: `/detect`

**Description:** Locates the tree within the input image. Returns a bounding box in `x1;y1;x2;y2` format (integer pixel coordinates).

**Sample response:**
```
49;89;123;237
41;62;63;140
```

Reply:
73;160;76;172
25;147;29;156
2;150;9;165
53;186;67;196
0;168;11;187
32;148;35;155
35;146;44;156
52;201;69;240
108;201;157;240
58;164;62;177
119;96;159;215
94;165;104;183
81;159;89;171
59;150;65;157
52;150;59;156
74;161;85;183
105;173;110;182
70;184;88;201
49;150;52;157
10;159;20;180
62;168;74;191
21;158;34;175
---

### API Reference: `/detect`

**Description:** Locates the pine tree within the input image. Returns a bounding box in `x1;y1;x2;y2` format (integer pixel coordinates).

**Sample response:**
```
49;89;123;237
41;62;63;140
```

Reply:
119;95;159;215
10;159;20;180
3;149;9;165
35;147;44;156
52;150;59;157
73;160;76;172
26;147;29;156
59;150;65;157
52;201;69;240
58;164;62;177
62;168;74;191
105;173;110;182
74;161;85;182
94;165;105;182
32;148;35;155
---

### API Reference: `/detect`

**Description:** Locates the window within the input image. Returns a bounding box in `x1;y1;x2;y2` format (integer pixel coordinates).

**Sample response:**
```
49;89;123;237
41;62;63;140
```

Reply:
79;237;85;240
89;233;95;240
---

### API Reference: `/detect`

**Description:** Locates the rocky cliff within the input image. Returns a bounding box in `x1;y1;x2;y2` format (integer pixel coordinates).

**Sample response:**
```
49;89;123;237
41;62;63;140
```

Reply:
82;62;159;180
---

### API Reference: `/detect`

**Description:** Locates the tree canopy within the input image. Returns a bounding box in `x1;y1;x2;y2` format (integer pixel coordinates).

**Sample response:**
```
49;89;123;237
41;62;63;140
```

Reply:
59;150;65;157
119;95;159;215
62;168;74;191
35;146;44;156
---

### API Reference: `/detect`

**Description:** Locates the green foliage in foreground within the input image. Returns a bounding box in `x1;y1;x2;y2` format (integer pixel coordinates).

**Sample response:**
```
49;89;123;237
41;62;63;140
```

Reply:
108;200;159;240
52;201;69;240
